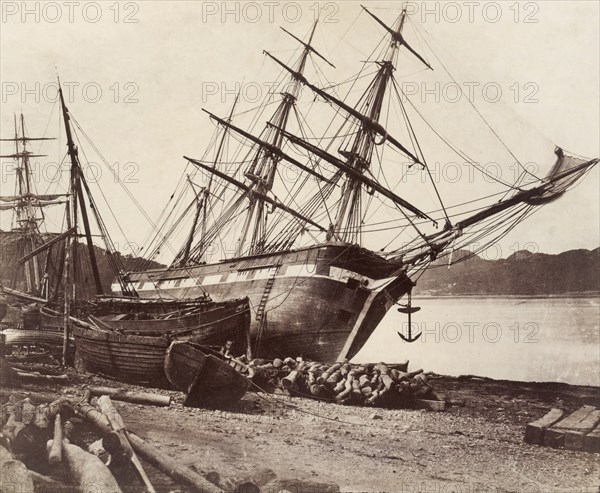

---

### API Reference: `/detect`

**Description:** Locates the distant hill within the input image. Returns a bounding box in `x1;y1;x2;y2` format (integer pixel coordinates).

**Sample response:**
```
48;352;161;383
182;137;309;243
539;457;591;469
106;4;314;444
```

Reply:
0;229;164;298
416;248;600;296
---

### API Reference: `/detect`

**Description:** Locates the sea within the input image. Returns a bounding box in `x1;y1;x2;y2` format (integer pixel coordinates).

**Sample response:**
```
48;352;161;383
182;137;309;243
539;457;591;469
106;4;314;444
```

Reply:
353;296;600;387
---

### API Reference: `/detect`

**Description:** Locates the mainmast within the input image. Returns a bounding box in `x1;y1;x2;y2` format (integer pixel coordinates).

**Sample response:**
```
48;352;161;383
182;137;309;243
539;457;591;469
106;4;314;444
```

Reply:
177;92;241;266
205;21;332;257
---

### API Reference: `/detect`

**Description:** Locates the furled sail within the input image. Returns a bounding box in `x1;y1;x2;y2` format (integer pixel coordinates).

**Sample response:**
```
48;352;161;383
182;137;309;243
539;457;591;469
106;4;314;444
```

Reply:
0;194;67;210
525;148;591;205
0;193;66;202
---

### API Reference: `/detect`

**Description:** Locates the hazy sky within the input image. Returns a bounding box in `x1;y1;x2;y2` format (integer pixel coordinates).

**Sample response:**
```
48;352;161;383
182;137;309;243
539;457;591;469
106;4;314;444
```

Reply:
1;0;598;259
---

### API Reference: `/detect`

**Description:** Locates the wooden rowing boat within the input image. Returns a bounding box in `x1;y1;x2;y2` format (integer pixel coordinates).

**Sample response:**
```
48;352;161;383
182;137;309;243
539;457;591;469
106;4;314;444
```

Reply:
164;341;251;407
72;297;250;386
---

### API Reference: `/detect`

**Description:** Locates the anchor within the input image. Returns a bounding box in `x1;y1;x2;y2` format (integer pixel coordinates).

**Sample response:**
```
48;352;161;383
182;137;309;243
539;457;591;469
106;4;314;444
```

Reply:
397;291;422;342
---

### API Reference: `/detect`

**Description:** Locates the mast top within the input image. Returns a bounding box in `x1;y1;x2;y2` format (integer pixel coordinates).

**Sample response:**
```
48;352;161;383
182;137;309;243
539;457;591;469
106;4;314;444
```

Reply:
361;5;432;70
280;25;335;68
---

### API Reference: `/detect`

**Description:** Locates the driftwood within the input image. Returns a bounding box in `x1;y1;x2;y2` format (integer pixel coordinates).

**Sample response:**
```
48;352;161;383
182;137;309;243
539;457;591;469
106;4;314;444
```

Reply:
74;400;112;435
57;440;123;493
77;395;218;492
0;445;71;493
48;413;63;464
1;459;35;493
2;400;47;463
89;387;171;407
127;432;224;493
16;370;68;383
96;395;156;493
0;388;67;404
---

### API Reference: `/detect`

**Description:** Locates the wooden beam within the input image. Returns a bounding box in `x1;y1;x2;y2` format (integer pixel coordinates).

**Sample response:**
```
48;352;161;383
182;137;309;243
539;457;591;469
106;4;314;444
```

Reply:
583;426;600;453
18;227;75;264
565;409;600;451
544;405;597;448
524;408;564;445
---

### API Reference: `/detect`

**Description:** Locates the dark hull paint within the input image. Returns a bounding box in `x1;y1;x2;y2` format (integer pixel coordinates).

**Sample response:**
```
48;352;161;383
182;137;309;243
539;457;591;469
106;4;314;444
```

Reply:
1;308;71;358
125;243;413;362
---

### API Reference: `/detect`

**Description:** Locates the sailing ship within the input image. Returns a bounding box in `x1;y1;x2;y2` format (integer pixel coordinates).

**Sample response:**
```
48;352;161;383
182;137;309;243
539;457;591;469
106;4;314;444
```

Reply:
121;6;598;362
1;84;251;369
0;115;69;354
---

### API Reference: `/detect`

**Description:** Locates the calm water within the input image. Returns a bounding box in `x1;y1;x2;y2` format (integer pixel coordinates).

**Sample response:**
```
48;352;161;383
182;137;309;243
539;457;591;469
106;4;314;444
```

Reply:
354;297;599;386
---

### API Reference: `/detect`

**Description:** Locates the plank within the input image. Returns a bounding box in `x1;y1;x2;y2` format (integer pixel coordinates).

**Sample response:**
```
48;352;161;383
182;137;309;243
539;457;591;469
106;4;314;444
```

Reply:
564;410;600;451
524;408;565;445
544;405;596;448
583;426;600;453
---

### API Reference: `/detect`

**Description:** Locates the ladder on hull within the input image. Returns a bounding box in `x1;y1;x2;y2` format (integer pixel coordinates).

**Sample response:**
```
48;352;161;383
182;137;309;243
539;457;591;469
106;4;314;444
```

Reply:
254;266;278;355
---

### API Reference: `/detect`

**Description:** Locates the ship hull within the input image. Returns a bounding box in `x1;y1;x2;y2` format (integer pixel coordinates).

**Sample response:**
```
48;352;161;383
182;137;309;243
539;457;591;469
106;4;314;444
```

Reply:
123;243;413;362
72;298;251;385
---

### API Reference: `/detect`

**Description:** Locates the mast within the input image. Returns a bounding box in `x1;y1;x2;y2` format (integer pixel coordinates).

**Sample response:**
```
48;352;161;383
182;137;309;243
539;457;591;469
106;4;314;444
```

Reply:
326;6;430;244
62;197;71;366
0;115;55;296
262;7;434;245
58;81;104;296
175;21;336;263
231;21;326;256
178;93;241;265
181;177;204;264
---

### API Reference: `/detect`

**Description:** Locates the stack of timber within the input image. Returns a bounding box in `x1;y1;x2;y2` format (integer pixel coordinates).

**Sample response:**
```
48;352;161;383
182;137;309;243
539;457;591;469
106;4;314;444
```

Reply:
0;389;228;493
248;357;446;410
525;406;600;453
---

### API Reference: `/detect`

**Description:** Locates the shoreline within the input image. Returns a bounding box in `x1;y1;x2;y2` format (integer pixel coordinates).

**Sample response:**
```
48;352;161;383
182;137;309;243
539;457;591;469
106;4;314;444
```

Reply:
413;292;600;300
3;367;599;492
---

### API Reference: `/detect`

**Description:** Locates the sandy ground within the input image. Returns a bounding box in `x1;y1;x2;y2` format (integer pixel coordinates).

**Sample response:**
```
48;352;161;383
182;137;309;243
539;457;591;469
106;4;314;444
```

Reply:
3;367;599;493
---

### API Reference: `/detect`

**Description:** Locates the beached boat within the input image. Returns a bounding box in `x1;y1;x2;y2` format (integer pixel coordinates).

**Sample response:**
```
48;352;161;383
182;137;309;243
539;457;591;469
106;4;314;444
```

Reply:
164;340;251;407
73;297;249;385
0;289;72;358
122;7;598;362
89;296;249;339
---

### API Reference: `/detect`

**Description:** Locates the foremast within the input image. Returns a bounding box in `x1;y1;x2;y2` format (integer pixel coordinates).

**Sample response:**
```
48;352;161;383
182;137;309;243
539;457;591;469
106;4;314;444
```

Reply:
264;6;438;247
329;8;416;244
